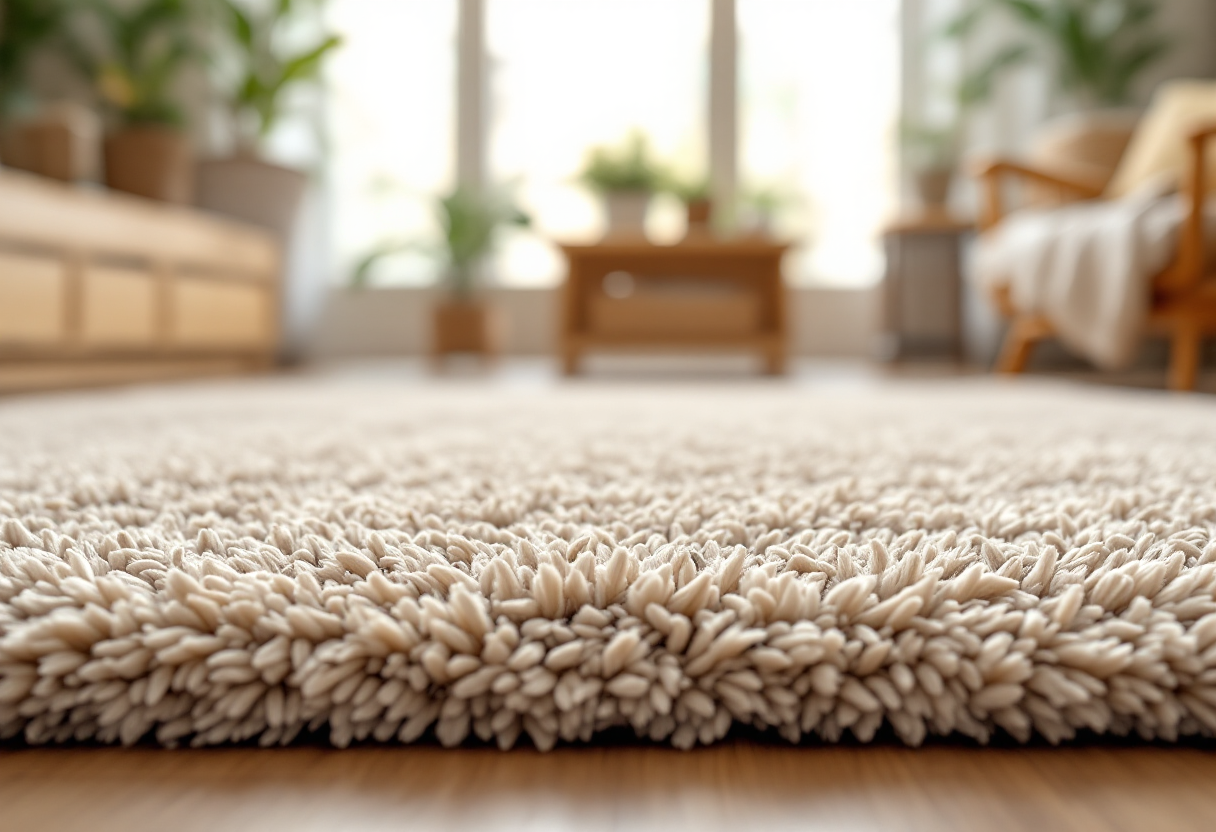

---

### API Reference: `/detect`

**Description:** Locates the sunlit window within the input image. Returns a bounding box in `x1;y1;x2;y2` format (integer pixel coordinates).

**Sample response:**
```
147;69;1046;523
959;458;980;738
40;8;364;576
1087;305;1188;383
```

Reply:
325;0;899;290
326;0;458;287
487;0;710;287
739;0;900;287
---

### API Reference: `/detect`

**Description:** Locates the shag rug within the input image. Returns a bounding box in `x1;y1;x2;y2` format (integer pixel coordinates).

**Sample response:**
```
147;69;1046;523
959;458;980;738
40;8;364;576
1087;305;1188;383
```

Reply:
2;377;1216;751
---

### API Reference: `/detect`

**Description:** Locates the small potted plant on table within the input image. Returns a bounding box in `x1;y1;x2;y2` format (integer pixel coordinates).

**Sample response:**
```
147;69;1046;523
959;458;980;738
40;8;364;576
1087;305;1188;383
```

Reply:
901;120;960;212
739;184;796;238
664;173;713;238
353;186;530;362
579;132;662;239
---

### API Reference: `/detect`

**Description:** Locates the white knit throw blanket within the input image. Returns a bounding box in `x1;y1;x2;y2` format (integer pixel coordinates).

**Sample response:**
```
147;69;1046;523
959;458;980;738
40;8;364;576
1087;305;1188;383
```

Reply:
973;188;1213;369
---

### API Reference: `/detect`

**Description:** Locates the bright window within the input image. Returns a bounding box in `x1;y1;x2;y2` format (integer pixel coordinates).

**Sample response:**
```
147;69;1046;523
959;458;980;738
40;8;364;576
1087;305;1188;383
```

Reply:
487;0;710;287
325;1;900;289
739;0;900;287
326;0;458;286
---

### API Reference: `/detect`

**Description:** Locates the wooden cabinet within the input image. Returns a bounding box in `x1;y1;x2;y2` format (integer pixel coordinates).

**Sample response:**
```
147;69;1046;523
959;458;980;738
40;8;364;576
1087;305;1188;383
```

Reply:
0;170;280;392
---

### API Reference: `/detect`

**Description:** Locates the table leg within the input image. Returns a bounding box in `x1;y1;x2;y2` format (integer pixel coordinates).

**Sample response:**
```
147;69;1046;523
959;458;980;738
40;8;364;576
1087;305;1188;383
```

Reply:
763;341;785;375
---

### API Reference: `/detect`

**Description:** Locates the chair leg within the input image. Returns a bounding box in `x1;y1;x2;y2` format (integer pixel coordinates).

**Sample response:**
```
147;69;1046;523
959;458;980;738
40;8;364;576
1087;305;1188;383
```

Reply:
561;342;581;376
996;315;1050;375
1168;317;1201;392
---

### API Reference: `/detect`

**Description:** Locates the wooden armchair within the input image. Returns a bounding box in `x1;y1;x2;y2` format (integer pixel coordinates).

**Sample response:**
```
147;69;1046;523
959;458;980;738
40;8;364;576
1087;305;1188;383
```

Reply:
972;125;1216;391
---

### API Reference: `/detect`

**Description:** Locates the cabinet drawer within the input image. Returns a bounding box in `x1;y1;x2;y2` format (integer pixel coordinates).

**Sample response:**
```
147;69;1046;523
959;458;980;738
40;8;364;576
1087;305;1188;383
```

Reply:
82;265;158;346
589;292;761;337
0;251;64;345
172;278;269;349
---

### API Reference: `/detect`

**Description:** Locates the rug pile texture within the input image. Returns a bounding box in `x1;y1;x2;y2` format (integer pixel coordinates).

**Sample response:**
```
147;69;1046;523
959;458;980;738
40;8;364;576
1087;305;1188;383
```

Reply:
1;378;1215;750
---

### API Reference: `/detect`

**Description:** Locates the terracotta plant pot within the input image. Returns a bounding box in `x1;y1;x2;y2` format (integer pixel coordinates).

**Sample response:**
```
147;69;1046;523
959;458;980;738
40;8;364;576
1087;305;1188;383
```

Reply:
432;300;504;359
194;155;307;239
685;198;712;235
603;190;651;238
2;103;101;183
104;125;193;203
914;166;954;210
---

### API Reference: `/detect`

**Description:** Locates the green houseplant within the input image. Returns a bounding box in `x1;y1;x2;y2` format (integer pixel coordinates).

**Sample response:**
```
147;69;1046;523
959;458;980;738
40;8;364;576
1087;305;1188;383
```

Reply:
579;132;662;237
899;119;962;209
901;0;1170;211
212;0;342;155
352;186;530;358
0;0;70;119
739;183;796;238
0;0;101;181
71;0;202;201
946;0;1173;110
195;0;342;237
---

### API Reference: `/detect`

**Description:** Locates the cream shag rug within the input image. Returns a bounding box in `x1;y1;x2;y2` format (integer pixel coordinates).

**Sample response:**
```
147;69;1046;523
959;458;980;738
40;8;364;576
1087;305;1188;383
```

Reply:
2;377;1216;751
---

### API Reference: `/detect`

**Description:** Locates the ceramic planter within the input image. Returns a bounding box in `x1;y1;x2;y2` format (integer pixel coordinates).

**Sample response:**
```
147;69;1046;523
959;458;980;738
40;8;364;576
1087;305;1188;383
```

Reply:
685;198;712;236
432;299;504;360
914;166;953;211
104;125;193;203
194;155;308;238
603;190;651;238
1;103;101;183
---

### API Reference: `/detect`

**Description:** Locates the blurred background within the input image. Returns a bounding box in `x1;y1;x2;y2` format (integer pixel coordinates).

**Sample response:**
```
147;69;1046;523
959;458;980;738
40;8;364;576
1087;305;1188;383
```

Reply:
1;0;1215;391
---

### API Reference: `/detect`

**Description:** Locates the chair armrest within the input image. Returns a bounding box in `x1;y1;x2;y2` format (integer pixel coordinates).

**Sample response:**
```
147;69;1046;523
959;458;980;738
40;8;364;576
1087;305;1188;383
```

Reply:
1189;124;1216;146
1162;124;1216;293
968;157;1106;231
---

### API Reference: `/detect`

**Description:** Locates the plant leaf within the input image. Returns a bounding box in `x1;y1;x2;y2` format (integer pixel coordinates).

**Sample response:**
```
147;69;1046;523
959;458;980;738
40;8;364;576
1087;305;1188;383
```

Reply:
994;0;1050;28
940;4;986;40
273;35;344;92
958;43;1032;106
349;239;431;288
221;0;255;50
1104;37;1172;105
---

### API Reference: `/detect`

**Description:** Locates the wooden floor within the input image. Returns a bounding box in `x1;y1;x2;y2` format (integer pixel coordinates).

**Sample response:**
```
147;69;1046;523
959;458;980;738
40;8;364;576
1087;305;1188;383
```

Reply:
1;742;1214;831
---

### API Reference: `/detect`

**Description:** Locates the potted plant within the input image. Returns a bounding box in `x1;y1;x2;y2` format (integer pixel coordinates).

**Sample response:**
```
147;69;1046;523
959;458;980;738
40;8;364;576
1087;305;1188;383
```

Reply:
0;0;62;123
196;0;342;237
664;173;713;237
351;186;530;359
944;0;1172;111
739;184;795;238
579;132;662;238
900;120;960;211
0;0;100;182
71;0;200;202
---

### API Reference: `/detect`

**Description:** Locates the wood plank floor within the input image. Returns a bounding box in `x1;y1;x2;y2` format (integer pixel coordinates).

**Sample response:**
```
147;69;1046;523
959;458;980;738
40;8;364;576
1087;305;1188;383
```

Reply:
2;743;1214;832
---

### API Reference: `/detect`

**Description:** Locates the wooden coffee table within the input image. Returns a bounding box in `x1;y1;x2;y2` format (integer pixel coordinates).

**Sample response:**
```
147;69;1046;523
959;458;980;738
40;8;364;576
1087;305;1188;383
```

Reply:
558;237;789;374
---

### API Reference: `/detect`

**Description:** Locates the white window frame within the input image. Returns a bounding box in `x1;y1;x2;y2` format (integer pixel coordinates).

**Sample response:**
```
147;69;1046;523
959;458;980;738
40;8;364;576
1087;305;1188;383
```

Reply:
457;0;739;207
452;0;904;289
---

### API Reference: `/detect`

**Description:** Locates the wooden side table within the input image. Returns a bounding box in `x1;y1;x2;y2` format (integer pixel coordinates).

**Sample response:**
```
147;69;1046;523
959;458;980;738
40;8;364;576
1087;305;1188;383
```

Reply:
558;238;789;375
880;211;972;361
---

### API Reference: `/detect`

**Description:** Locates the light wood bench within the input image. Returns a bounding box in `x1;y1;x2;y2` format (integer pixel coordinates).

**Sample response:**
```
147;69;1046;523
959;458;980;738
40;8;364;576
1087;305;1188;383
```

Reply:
0;170;280;393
